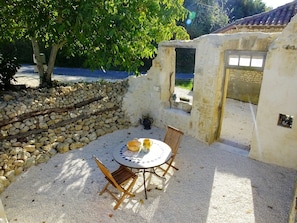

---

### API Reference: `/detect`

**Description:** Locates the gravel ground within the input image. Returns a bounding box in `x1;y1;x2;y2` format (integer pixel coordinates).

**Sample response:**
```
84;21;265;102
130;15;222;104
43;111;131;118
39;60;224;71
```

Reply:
0;126;296;223
220;98;257;150
7;68;297;222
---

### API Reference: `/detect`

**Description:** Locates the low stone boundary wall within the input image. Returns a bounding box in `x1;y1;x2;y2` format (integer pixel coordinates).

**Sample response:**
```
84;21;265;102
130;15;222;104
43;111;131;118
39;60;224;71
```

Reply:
0;80;130;192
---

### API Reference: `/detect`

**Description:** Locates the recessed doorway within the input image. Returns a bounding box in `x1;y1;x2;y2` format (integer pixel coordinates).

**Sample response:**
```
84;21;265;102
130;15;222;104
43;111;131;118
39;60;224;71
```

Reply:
219;50;266;150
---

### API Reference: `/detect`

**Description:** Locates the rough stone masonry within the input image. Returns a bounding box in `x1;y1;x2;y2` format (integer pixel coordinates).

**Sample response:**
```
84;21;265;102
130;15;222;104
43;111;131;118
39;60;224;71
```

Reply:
0;80;131;193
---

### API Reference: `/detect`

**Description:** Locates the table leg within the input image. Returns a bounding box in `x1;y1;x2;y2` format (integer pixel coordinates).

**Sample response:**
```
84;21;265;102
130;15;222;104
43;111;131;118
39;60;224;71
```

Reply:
151;168;166;180
140;168;166;200
143;169;148;199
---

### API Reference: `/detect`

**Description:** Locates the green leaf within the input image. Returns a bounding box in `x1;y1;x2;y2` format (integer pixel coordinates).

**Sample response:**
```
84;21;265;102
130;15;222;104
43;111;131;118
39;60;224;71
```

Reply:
0;0;189;75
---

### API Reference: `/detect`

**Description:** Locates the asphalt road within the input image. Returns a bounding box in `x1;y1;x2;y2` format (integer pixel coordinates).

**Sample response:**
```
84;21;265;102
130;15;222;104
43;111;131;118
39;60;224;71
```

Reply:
17;64;194;81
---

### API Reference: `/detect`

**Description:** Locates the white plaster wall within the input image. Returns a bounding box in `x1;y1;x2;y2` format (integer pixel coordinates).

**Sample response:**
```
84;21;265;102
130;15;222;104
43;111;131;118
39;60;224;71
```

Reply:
122;46;194;135
249;15;297;170
123;32;277;140
123;47;177;128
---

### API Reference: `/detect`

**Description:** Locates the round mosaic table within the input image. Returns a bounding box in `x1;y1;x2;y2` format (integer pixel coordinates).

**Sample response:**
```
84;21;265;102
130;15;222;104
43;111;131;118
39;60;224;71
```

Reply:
113;138;172;199
113;138;172;169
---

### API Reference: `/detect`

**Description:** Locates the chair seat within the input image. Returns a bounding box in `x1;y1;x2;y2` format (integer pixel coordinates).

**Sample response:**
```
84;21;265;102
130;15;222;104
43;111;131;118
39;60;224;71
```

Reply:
108;166;136;186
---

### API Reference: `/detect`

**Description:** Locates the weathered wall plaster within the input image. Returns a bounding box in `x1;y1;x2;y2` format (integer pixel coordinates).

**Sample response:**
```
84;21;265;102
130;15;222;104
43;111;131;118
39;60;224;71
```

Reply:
249;15;297;170
123;33;278;141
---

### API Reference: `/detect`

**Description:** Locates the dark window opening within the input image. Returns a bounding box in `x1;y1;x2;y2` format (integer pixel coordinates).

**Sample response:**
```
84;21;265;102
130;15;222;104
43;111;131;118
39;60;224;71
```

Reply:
278;114;293;128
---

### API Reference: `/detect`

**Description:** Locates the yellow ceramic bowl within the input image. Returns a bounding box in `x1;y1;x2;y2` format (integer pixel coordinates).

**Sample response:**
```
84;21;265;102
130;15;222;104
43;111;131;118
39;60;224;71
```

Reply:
127;140;141;152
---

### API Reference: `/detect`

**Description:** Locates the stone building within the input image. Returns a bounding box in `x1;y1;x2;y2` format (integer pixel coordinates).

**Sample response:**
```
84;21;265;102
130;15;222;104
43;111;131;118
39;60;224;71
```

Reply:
123;14;297;220
123;4;297;171
213;0;297;34
214;0;297;104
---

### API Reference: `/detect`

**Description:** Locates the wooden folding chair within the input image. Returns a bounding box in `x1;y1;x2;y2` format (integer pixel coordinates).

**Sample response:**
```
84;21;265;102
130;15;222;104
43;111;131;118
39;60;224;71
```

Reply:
159;125;184;176
94;157;138;210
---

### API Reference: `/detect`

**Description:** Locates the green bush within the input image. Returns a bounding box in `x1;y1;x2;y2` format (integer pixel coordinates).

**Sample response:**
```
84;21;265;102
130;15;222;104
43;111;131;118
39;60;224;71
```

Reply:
14;40;33;64
0;43;20;90
175;79;193;90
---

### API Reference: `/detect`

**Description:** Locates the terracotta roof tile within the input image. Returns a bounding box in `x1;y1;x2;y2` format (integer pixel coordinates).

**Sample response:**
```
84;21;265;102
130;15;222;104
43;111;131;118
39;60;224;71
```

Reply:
213;0;297;33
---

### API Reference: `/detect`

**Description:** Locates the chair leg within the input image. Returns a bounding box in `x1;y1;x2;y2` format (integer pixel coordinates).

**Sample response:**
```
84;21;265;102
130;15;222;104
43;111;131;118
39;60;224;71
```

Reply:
161;159;179;176
113;177;138;210
114;196;125;210
162;165;171;176
170;164;179;171
122;176;138;198
99;182;110;195
162;166;179;176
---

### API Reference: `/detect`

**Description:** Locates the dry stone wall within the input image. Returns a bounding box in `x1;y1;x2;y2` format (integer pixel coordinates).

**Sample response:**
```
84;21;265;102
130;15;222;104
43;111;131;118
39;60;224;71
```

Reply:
0;80;130;193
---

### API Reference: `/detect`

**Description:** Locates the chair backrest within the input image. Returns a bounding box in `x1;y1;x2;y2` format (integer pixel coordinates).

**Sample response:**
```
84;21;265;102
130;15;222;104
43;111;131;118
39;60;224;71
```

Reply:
163;125;184;154
94;157;124;192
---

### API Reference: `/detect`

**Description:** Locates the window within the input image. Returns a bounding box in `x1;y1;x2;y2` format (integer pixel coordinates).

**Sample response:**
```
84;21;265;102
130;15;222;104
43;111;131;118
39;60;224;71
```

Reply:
278;114;294;128
225;50;266;71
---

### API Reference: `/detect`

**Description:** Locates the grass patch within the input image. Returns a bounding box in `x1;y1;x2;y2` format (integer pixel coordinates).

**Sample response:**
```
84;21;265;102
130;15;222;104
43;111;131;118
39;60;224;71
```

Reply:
175;79;193;91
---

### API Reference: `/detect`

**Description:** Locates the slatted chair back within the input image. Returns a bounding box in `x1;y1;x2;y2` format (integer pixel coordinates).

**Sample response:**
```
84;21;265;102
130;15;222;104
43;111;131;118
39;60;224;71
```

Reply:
164;125;184;155
161;125;184;176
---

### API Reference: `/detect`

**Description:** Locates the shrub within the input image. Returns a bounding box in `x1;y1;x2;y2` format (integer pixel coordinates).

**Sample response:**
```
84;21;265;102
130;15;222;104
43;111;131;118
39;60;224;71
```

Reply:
0;43;20;90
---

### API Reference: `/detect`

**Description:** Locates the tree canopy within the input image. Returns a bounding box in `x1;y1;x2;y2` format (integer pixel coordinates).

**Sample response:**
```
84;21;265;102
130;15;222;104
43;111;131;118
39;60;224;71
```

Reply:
183;0;229;38
222;0;266;22
182;0;267;38
0;0;189;86
0;0;270;86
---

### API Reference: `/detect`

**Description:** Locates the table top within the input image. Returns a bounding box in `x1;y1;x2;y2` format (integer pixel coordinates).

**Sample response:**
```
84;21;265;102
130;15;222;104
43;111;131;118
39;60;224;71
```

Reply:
113;138;172;169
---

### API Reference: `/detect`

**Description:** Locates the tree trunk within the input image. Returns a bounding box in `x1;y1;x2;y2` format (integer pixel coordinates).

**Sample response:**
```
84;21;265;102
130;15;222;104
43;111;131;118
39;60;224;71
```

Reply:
31;37;45;87
31;38;62;87
46;44;59;81
31;33;65;87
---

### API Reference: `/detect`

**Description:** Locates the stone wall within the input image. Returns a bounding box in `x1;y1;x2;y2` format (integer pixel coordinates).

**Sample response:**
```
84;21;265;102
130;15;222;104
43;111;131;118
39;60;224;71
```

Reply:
0;80;131;192
227;69;263;104
123;32;279;144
